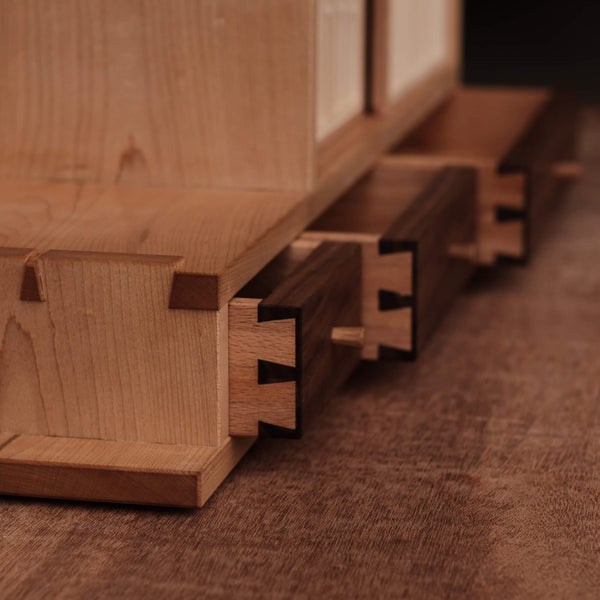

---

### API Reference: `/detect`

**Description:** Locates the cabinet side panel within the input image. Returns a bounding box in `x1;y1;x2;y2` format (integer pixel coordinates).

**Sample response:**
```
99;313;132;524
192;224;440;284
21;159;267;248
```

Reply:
0;250;224;446
0;0;315;191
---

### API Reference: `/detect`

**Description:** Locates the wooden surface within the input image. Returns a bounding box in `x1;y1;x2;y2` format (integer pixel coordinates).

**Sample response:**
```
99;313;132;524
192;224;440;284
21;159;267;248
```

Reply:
0;435;255;508
500;95;582;259
237;241;363;437
0;60;455;312
316;0;366;141
392;87;575;264
229;297;297;436
0;248;229;446
0;0;315;191
0;0;458;193
397;87;551;162
0;108;598;598
0;181;308;310
381;167;476;356
307;165;476;359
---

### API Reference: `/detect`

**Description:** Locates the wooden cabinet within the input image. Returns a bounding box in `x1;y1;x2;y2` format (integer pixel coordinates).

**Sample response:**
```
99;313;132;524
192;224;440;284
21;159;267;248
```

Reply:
0;0;459;192
0;1;582;507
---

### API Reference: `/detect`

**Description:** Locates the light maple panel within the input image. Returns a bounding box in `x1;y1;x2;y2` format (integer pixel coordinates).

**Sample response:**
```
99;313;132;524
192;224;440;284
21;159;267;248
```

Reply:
316;0;367;141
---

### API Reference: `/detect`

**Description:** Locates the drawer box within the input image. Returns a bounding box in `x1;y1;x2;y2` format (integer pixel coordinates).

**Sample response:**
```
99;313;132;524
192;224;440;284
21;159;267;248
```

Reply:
306;165;476;359
229;241;362;437
392;88;581;263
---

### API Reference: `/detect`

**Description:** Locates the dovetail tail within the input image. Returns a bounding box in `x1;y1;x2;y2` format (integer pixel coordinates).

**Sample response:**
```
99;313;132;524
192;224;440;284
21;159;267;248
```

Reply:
169;272;220;310
21;260;44;302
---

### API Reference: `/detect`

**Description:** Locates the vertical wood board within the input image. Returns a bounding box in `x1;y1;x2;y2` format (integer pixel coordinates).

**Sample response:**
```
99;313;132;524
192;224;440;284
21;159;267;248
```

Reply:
0;0;315;191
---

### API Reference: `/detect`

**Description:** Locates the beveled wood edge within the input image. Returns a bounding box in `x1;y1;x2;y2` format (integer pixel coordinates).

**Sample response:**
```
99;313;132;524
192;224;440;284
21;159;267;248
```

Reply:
0;67;456;313
0;434;255;508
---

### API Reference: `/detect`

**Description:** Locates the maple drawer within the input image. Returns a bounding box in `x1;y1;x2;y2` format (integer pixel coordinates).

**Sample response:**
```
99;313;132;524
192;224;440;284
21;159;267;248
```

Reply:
229;241;362;438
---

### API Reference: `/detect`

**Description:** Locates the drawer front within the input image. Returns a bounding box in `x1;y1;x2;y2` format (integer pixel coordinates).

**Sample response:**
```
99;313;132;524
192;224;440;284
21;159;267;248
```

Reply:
306;164;476;360
229;241;362;437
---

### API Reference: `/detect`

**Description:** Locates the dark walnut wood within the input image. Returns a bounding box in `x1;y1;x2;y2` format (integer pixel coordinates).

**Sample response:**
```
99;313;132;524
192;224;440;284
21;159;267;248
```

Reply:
380;167;477;358
391;88;582;264
308;163;477;360
500;94;582;260
238;241;362;437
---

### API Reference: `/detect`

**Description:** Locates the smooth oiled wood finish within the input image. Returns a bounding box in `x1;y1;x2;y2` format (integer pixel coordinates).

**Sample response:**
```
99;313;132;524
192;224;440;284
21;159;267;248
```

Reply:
229;298;297;437
380;167;476;354
0;61;455;314
0;434;255;507
230;242;362;437
307;165;476;359
0;248;229;446
0;0;459;193
393;87;581;263
1;107;598;590
316;0;366;141
0;181;307;310
0;0;316;191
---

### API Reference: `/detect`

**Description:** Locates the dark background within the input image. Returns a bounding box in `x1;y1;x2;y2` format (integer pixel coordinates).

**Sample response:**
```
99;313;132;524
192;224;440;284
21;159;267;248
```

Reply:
463;0;600;100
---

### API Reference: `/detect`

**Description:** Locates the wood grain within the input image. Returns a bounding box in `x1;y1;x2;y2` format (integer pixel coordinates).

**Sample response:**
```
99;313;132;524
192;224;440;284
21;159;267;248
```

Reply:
397;87;551;161
234;242;362;437
0;64;458;313
381;167;476;354
0;434;255;507
0;108;596;600
393;87;580;263
316;0;366;141
0;181;305;309
500;95;582;258
0;248;228;446
229;298;297;437
0;0;315;191
306;161;419;359
307;164;476;359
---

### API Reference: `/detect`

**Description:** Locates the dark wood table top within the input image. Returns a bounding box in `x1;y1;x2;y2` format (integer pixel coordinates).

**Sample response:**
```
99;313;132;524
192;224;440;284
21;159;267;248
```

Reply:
2;109;600;599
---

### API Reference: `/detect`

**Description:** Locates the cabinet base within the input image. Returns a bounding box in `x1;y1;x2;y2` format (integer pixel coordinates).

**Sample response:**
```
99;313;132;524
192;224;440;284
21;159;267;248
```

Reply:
0;433;255;508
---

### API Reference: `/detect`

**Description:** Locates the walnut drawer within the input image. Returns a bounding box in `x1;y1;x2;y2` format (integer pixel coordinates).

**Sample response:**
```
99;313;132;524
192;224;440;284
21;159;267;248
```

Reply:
306;165;477;360
229;241;362;438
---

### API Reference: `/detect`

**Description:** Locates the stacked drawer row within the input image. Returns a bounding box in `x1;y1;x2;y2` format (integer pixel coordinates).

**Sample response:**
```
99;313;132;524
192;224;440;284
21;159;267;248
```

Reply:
230;92;580;438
